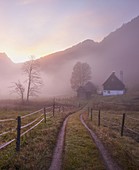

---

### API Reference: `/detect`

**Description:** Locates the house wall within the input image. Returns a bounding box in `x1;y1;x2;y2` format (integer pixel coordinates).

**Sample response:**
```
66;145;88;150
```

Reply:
103;90;125;96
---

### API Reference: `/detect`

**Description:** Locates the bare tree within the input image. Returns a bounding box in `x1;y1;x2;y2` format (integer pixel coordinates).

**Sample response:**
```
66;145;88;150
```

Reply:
10;80;25;102
70;62;92;91
23;56;42;102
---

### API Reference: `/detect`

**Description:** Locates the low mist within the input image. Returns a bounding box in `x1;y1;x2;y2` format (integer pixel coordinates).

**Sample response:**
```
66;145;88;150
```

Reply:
1;16;139;100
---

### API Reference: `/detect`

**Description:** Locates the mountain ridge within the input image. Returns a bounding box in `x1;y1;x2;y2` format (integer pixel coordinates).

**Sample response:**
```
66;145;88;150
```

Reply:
39;15;139;93
0;15;139;97
40;15;139;61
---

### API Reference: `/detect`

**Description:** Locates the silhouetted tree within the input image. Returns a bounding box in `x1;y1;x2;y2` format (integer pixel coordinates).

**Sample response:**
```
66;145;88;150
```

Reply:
10;80;25;102
70;62;92;91
23;56;42;102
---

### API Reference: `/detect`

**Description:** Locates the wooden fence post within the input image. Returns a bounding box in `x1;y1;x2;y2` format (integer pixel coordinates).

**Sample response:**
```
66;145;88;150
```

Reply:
121;113;126;136
78;102;80;108
53;101;55;116
98;110;100;126
61;107;63;117
59;106;60;112
16;116;21;152
88;107;90;117
91;108;93;121
62;106;64;112
44;107;46;123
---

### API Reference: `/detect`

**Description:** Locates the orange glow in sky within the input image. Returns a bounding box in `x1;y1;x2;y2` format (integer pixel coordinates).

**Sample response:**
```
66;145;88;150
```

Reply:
0;0;139;63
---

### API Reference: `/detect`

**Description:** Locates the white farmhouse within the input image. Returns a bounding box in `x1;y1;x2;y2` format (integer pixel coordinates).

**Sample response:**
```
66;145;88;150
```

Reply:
103;72;126;96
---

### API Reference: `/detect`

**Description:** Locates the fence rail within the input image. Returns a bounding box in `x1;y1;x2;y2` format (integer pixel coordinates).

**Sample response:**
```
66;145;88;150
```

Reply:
100;101;139;106
0;138;16;150
0;106;51;151
0;128;16;137
21;114;43;129
93;101;139;111
88;108;139;141
126;115;139;121
21;118;44;137
125;126;139;136
0;103;76;151
21;108;43;119
0;118;15;122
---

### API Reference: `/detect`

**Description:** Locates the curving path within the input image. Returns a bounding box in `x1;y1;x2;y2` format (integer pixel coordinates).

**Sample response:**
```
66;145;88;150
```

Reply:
49;109;121;170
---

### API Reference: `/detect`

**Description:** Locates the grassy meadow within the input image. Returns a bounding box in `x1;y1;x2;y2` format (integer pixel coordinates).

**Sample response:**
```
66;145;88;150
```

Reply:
0;93;139;169
0;99;77;169
83;93;139;170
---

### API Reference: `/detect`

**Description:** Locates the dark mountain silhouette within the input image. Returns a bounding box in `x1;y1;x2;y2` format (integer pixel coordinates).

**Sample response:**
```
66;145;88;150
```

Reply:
0;53;20;76
39;39;98;71
98;16;139;86
39;16;139;92
0;53;15;75
0;53;13;66
0;16;139;97
0;53;22;98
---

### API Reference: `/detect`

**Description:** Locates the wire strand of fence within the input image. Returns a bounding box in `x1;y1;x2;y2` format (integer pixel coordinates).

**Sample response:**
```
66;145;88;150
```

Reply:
114;114;123;118
0;106;54;150
126;116;139;121
111;122;121;127
0;118;15;122
45;106;53;110
0;128;16;137
92;115;98;119
101;118;109;125
0;138;15;150
21;114;44;129
124;126;139;136
21;108;43;119
101;101;138;106
45;111;53;115
102;116;109;120
46;116;54;119
21;118;44;137
0;117;45;150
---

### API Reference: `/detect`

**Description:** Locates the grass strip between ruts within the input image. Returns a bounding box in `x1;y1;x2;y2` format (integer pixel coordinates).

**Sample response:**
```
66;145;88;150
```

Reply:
62;110;105;170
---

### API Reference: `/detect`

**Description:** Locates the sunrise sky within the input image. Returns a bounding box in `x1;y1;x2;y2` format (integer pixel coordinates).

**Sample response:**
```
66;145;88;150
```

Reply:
0;0;139;63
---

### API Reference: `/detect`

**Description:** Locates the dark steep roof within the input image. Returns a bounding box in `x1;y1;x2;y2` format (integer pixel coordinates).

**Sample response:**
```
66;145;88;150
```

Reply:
84;81;97;92
103;72;125;90
77;86;85;93
77;81;97;99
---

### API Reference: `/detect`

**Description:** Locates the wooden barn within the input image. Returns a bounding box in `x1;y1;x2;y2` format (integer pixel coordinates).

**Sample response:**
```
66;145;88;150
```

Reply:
103;72;126;96
77;86;86;99
77;81;97;99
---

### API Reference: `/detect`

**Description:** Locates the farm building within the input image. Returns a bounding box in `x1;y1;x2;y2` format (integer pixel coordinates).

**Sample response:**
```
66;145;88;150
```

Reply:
103;72;126;96
77;81;97;99
77;86;86;99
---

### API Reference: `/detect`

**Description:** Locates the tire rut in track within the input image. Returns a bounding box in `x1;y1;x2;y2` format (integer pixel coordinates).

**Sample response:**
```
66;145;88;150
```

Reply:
80;113;122;170
49;109;121;170
49;116;69;170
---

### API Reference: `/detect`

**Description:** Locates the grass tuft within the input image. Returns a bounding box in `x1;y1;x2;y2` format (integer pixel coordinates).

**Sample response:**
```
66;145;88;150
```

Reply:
62;110;105;170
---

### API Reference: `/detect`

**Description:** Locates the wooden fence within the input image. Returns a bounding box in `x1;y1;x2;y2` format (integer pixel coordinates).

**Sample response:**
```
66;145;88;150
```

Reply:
0;104;75;151
92;101;139;111
88;107;139;141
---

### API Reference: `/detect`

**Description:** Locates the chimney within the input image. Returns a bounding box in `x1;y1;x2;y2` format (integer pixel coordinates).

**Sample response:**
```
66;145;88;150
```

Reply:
112;71;115;75
120;70;123;82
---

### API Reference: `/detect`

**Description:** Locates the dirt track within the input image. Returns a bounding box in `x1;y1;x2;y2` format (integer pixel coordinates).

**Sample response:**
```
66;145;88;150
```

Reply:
49;109;121;170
